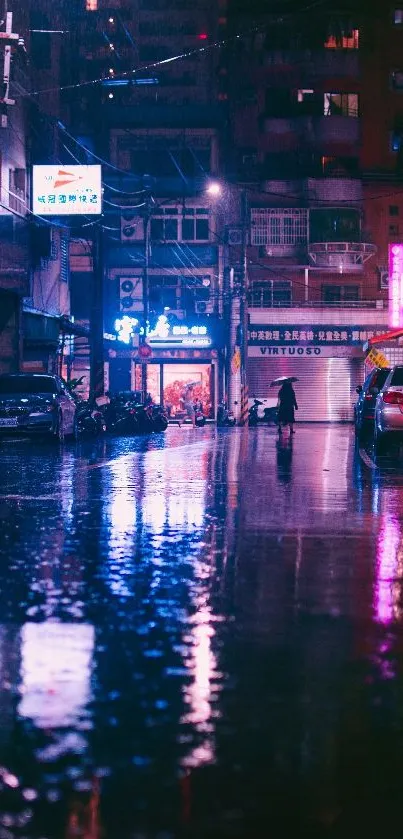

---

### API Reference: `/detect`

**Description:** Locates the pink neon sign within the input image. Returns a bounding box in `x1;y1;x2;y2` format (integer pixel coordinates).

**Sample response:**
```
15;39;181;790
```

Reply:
389;243;403;327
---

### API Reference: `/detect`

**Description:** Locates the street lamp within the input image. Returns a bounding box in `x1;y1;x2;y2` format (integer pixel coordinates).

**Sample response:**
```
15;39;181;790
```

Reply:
206;180;222;198
206;180;249;425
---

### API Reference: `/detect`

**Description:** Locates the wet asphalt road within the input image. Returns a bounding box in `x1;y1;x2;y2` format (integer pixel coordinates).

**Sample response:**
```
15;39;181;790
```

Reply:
0;424;403;838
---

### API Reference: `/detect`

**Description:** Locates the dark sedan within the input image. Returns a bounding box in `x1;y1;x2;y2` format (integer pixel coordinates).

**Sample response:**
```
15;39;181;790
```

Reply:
0;374;77;441
354;366;390;438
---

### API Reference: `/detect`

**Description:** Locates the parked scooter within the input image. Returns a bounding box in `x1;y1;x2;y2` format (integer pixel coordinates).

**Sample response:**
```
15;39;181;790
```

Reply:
248;398;263;427
248;397;278;427
103;393;139;435
217;402;236;427
75;400;107;437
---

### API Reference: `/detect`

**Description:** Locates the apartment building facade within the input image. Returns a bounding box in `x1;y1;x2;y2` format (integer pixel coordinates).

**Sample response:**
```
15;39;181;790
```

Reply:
68;0;228;414
226;0;403;420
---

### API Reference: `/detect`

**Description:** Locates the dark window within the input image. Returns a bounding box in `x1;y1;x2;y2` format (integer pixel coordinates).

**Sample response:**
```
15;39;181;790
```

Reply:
389;223;399;235
249;280;292;307
390;205;400;215
322;285;359;302
273;282;292;306
0;376;57;394
390;366;403;385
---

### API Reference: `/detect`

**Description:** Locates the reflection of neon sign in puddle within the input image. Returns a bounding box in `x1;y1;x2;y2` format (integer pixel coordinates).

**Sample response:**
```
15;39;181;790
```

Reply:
18;623;94;729
376;515;402;625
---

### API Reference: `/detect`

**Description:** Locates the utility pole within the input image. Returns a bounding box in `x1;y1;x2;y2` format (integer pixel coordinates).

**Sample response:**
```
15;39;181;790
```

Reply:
0;9;18;129
239;190;249;426
140;199;151;403
90;222;105;402
228;189;249;425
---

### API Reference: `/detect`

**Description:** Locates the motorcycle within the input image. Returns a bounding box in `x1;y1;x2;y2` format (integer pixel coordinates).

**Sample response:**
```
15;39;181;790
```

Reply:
248;397;278;427
217;402;236;427
104;393;139;435
75;400;107;437
151;404;168;432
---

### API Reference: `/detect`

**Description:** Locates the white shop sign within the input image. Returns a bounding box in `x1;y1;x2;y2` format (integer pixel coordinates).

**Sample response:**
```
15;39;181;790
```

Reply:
248;345;363;358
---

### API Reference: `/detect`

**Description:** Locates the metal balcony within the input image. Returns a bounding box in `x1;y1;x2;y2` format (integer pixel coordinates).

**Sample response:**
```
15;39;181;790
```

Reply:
308;240;376;271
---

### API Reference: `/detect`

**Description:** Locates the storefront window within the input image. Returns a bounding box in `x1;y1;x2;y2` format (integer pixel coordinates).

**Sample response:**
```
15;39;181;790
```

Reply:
163;364;212;418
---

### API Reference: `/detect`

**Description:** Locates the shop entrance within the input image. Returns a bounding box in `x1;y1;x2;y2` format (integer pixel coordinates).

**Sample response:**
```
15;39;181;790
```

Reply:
139;362;213;419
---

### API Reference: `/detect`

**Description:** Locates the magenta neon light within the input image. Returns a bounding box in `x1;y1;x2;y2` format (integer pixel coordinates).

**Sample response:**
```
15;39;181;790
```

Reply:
389;243;403;328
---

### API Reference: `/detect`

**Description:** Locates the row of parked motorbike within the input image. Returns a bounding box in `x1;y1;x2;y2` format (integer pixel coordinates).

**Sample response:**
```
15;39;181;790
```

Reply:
74;391;278;437
74;391;169;437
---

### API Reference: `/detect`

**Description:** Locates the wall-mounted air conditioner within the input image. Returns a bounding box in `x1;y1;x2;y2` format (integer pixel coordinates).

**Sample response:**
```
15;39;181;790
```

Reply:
195;300;214;314
379;269;389;290
119;276;143;312
227;228;243;246
120;212;144;242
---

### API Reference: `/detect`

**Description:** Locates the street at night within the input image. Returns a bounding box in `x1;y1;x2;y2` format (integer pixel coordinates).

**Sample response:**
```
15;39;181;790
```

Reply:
0;425;402;836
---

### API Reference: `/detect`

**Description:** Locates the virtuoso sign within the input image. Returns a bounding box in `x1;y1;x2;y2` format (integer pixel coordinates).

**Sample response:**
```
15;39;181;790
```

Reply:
388;243;403;328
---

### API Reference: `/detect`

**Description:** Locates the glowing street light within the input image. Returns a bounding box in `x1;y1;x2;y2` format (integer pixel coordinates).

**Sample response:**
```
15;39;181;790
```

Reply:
206;181;222;198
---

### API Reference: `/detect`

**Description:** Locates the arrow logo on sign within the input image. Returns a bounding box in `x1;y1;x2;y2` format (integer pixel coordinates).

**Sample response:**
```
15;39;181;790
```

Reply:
53;169;83;189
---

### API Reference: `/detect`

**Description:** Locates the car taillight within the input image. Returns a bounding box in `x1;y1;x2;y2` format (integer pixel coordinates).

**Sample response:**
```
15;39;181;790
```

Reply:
382;391;403;404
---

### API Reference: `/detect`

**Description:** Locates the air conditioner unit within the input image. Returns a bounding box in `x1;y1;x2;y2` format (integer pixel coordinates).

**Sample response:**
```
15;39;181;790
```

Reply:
120;212;144;242
227;228;243;246
119;276;143;312
379;269;389;290
195;300;214;315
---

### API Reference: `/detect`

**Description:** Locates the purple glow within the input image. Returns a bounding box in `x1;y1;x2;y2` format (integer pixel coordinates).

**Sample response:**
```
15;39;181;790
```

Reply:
375;515;400;624
388;243;403;327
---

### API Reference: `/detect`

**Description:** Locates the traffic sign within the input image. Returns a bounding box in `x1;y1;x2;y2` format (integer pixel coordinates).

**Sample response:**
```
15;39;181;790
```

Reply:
138;343;152;359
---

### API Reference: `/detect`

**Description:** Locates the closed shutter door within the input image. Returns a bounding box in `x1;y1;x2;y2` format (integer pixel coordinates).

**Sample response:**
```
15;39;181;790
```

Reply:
248;357;363;421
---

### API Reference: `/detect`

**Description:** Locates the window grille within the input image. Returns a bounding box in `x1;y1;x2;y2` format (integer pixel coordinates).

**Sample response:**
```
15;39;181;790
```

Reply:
250;208;308;246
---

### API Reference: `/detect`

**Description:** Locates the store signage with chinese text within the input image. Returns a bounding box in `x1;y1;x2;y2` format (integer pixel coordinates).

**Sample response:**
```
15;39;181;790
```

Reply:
32;165;102;216
248;326;387;345
389;244;403;328
148;315;213;348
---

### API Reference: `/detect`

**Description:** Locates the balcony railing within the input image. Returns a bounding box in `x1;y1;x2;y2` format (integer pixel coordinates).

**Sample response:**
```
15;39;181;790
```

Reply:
248;296;385;310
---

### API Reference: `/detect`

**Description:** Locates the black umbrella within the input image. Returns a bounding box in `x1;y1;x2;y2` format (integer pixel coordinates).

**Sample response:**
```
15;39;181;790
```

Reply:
270;376;299;387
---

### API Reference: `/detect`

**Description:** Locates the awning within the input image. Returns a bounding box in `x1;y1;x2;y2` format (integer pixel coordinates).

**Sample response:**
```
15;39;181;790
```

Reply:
363;328;403;352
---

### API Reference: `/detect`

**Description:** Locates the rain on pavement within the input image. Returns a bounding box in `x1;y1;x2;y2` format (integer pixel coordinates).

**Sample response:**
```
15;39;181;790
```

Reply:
0;425;402;837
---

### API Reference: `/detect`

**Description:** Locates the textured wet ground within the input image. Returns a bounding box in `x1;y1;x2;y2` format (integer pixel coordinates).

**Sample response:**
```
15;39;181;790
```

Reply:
0;424;402;837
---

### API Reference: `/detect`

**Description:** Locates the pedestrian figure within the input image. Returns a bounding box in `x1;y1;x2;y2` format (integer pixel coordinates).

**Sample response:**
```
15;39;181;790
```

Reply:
277;379;298;434
181;384;196;428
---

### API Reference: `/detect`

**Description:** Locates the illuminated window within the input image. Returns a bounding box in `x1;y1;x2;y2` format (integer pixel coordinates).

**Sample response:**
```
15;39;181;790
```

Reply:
325;28;359;48
394;9;403;24
324;92;359;117
86;0;98;9
391;70;403;89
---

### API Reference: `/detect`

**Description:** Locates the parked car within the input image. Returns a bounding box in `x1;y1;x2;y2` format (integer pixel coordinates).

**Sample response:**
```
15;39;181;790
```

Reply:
354;367;390;439
374;365;403;452
0;374;77;441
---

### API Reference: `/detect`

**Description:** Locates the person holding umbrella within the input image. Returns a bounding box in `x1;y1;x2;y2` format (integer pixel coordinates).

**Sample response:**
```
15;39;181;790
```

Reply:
271;377;299;435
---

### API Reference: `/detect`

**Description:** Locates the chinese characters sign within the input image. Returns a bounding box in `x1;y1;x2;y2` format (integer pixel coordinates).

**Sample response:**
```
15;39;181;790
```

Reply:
32;165;102;216
148;315;212;348
248;326;387;345
388;244;403;328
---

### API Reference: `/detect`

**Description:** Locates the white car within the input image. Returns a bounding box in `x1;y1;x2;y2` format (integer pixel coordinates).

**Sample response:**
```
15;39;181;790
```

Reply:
374;365;403;452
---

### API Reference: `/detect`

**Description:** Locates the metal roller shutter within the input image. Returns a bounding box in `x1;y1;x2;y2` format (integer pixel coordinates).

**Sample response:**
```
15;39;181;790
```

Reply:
248;357;364;421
